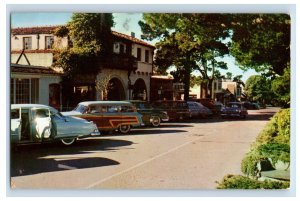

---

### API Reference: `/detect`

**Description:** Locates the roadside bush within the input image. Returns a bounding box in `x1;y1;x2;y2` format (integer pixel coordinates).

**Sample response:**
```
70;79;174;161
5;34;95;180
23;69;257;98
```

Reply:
241;109;290;176
217;174;290;189
255;109;290;146
220;109;291;189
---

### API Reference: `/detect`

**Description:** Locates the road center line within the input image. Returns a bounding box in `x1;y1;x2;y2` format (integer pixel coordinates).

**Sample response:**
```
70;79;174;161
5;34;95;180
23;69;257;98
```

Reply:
85;138;201;189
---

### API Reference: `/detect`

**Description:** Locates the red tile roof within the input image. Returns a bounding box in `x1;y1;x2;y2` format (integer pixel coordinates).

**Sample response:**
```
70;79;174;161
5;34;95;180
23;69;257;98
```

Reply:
11;50;54;54
11;26;155;48
11;64;62;75
11;26;59;35
112;31;155;48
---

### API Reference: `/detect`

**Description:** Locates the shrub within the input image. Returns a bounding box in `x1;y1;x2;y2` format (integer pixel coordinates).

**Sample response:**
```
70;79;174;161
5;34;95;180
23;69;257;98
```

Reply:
217;175;290;189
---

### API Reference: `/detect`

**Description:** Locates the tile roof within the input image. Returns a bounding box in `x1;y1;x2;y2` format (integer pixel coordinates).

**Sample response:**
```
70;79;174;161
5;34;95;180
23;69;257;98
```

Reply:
11;26;59;35
112;31;155;48
11;64;62;75
11;26;155;48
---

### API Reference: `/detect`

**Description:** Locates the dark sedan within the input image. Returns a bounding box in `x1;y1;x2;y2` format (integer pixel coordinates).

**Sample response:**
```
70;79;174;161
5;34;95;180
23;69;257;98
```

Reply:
220;102;248;119
127;100;169;127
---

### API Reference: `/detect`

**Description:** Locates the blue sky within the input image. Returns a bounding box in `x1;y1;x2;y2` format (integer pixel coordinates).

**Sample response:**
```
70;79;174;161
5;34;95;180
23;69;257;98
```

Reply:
11;12;258;82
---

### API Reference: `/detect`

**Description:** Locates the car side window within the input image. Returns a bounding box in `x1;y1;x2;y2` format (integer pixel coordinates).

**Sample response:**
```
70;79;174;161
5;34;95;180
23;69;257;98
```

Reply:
35;109;49;118
11;109;20;119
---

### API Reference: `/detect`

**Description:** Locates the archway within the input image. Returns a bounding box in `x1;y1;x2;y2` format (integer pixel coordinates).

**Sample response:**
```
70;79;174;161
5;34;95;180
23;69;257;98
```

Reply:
107;77;126;101
132;78;147;100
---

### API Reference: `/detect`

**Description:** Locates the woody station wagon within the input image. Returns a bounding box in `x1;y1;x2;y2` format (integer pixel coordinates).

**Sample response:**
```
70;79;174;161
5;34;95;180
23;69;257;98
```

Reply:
11;104;100;146
62;101;144;134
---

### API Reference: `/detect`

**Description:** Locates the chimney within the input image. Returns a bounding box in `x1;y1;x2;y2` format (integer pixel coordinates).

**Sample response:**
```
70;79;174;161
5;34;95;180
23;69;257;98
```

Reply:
131;32;135;38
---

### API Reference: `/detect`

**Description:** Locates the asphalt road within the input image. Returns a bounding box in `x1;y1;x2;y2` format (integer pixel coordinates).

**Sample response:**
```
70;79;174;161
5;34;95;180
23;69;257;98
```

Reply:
10;107;279;191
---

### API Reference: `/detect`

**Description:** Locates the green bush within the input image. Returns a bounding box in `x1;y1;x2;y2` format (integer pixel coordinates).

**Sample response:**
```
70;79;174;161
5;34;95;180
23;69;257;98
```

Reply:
255;109;290;146
258;143;290;165
217;175;290;189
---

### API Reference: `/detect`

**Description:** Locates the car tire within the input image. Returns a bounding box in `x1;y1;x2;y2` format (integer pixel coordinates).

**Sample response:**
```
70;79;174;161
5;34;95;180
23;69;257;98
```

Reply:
61;138;76;146
151;116;161;127
118;125;131;134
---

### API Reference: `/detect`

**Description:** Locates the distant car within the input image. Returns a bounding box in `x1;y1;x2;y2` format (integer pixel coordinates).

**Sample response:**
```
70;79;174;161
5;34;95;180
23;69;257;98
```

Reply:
243;101;260;110
187;101;213;118
62;101;144;134
152;100;190;121
11;104;100;146
127;100;169;127
220;102;248;119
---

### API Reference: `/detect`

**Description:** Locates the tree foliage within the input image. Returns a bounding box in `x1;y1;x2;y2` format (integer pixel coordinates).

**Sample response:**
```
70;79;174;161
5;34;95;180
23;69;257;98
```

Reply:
53;13;114;79
244;75;272;103
271;66;290;106
139;14;230;100
229;14;290;76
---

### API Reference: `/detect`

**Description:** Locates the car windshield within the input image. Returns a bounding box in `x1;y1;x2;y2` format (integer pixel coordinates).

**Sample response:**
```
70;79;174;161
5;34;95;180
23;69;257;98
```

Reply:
73;104;87;114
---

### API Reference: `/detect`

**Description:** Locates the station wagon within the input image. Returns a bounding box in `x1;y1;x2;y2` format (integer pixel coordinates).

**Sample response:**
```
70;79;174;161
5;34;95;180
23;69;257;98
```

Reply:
62;101;144;134
11;104;100;146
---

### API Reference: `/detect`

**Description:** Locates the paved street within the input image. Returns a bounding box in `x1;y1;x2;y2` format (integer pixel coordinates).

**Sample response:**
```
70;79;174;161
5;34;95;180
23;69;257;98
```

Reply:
10;107;279;190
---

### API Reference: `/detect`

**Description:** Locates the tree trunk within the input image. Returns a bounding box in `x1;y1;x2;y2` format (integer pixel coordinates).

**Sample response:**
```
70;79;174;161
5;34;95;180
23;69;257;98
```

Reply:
183;68;191;101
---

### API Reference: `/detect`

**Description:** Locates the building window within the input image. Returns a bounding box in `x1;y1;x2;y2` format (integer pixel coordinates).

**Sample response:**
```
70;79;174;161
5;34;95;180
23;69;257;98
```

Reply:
218;81;222;90
214;82;217;90
145;50;149;63
120;44;125;54
23;37;32;50
45;36;54;49
137;48;141;61
237;87;241;97
11;78;39;104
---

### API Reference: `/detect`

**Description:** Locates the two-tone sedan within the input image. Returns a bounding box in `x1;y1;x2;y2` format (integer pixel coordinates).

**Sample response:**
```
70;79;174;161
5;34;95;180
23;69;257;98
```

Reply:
127;100;169;127
11;104;100;146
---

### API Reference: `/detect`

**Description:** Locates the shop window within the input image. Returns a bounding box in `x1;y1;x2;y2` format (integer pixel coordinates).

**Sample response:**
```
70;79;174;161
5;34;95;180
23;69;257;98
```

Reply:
11;78;39;104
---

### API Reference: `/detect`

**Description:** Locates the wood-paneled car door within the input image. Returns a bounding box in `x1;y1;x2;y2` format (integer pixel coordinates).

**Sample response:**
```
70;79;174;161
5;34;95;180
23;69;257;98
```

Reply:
31;108;52;139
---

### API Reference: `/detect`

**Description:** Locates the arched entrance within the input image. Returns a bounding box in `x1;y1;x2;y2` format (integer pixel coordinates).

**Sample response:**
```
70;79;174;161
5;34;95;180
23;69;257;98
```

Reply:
132;78;147;100
107;77;126;101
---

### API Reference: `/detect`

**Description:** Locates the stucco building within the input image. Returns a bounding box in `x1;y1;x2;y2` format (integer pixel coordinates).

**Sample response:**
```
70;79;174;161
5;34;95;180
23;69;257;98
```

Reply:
10;26;155;110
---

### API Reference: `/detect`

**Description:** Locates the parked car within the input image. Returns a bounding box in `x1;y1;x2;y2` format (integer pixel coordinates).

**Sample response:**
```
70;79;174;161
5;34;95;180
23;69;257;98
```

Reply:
194;98;219;114
243;101;260;110
126;100;169;127
62;101;144;134
187;101;213;118
152;100;190;121
220;102;248;119
11;104;100;146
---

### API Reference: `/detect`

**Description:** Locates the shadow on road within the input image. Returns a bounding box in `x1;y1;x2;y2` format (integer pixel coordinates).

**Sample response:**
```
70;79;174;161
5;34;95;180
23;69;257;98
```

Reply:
10;138;132;177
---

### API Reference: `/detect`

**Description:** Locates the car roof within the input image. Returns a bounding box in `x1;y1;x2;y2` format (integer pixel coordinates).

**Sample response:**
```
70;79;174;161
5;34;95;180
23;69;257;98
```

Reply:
78;101;132;106
227;102;242;104
11;104;51;109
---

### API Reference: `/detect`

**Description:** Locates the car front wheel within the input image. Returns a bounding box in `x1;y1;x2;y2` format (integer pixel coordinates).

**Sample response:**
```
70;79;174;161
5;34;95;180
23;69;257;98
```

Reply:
61;138;76;146
118;125;131;134
151;116;161;127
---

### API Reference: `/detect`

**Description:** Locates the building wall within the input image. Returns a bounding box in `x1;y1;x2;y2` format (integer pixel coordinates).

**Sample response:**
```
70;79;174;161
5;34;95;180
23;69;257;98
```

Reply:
11;73;61;105
11;34;68;50
11;53;53;67
95;68;151;101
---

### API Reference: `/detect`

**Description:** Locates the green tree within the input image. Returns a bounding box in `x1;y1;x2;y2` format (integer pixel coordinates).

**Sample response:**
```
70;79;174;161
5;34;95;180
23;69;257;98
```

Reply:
53;13;114;79
229;14;290;76
139;14;230;100
271;66;290;106
244;75;272;104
